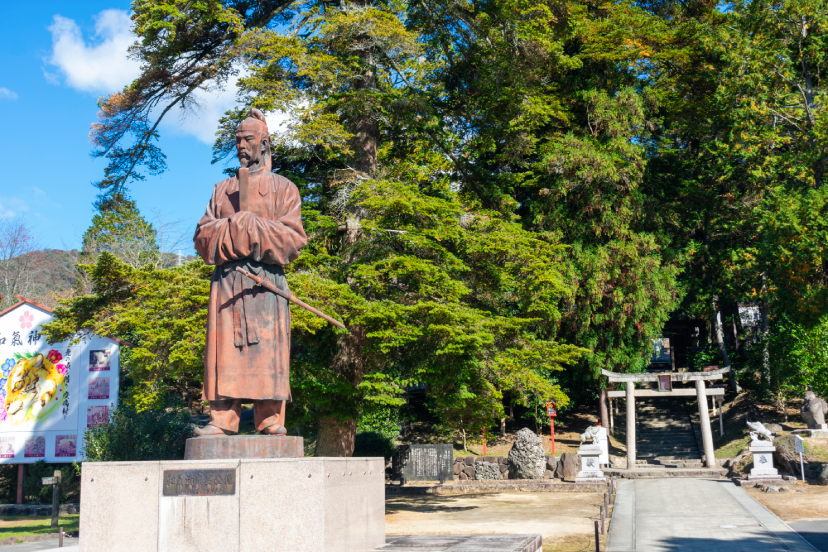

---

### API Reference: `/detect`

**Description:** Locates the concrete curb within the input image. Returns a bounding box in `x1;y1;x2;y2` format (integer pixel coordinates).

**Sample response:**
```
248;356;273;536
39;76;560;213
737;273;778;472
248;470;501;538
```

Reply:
386;481;608;495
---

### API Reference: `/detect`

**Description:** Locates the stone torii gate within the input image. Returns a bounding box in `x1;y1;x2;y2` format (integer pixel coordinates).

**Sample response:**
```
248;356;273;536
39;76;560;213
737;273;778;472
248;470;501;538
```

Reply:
603;368;729;469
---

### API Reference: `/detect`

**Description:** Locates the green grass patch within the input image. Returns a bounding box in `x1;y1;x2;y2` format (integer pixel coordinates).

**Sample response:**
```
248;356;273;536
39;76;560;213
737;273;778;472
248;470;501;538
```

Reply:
0;515;79;539
715;434;750;459
804;438;828;462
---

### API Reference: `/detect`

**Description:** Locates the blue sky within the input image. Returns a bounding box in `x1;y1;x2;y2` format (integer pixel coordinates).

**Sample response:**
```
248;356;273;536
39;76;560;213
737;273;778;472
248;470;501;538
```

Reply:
0;1;248;253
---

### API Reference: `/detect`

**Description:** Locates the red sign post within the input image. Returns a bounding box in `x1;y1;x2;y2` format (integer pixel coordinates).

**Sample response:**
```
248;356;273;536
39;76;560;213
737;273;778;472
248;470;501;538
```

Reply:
546;401;557;455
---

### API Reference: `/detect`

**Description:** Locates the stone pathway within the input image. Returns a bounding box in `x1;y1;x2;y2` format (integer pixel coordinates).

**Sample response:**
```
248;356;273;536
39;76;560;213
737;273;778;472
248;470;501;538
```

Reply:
607;479;817;551
0;538;78;551
379;535;542;551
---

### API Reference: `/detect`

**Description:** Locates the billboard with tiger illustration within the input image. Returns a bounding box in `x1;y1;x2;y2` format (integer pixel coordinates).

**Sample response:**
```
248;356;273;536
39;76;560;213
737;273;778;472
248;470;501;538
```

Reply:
0;297;122;462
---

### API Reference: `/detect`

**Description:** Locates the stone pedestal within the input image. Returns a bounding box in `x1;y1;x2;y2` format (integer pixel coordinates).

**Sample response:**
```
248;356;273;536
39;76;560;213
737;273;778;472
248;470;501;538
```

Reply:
184;435;303;460
793;428;828;438
575;445;605;483
748;443;780;480
79;457;385;552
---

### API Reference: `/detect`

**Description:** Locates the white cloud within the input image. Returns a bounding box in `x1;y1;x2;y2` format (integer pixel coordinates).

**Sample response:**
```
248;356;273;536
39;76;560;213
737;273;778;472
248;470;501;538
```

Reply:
164;73;290;145
46;10;290;146
0;88;18;101
47;10;141;93
0;197;30;219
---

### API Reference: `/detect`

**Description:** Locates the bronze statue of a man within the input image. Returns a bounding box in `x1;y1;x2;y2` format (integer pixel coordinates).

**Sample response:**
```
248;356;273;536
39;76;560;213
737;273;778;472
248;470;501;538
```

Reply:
193;109;307;437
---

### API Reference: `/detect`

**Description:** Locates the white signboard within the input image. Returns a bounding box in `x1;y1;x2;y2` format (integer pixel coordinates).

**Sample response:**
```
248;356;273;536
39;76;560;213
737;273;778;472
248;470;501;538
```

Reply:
0;298;120;463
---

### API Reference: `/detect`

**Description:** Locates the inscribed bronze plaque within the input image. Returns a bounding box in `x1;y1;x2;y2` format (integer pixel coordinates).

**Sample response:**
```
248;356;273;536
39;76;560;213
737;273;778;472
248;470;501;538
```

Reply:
162;469;236;496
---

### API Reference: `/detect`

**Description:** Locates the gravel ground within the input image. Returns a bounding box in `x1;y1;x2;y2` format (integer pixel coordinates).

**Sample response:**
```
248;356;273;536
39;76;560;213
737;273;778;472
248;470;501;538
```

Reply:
386;491;609;551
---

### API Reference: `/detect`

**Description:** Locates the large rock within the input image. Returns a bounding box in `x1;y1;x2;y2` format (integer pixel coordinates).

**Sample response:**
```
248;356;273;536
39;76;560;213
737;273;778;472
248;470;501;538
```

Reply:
555;452;580;480
507;428;546;479
474;461;502;480
764;423;783;434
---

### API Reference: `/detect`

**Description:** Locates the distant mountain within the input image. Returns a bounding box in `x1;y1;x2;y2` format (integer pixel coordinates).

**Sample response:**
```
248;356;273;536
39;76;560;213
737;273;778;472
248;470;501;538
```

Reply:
2;249;201;310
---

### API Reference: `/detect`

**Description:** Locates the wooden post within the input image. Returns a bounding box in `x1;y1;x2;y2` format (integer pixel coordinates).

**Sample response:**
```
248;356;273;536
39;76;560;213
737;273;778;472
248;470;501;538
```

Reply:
600;505;605;534
16;465;24;504
695;380;716;468
626;383;636;470
51;470;61;530
59;526;63;547
609;398;614;436
595;520;600;552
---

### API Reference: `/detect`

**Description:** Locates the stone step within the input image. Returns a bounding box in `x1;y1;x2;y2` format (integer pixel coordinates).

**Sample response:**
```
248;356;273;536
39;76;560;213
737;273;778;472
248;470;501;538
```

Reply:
604;467;727;479
638;444;698;449
639;440;698;444
638;443;698;448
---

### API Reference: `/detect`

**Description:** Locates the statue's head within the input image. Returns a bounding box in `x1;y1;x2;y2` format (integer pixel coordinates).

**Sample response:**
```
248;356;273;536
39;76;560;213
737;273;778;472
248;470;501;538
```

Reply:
236;108;270;171
806;390;816;400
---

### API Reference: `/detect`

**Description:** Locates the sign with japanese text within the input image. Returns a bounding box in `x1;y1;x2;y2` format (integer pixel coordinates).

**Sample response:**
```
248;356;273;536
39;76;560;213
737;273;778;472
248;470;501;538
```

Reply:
546;402;557;417
0;299;120;463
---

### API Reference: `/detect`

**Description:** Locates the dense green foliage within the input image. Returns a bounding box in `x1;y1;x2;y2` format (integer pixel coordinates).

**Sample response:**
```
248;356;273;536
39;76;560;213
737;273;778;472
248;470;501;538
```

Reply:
82;400;194;461
42;253;211;408
352;431;397;460
43;0;828;451
23;461;80;505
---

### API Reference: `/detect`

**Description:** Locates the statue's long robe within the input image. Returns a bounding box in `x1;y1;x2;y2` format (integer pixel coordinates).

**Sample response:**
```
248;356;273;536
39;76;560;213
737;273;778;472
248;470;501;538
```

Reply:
193;169;307;401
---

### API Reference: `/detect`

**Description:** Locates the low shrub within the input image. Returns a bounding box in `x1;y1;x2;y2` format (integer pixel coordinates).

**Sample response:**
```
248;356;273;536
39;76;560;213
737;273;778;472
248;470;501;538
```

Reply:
352;431;397;460
83;399;194;461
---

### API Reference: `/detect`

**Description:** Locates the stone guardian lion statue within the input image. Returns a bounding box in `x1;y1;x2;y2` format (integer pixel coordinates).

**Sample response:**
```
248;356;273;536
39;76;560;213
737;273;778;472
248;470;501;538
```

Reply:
801;391;828;429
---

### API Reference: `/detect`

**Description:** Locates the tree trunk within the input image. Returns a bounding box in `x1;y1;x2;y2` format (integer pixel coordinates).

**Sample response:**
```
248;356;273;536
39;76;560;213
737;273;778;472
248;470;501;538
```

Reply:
722;301;740;352
348;48;379;174
534;401;539;434
599;387;609;430
500;417;506;437
461;428;467;451
761;276;771;389
712;303;740;392
704;223;740;393
316;416;357;457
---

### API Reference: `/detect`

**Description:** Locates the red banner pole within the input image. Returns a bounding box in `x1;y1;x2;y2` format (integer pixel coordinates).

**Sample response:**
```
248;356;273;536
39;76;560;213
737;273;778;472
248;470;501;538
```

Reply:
483;427;487;456
550;417;555;455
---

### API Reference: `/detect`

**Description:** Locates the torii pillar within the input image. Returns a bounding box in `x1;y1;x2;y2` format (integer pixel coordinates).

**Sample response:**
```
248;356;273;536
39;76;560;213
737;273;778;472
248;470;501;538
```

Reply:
626;382;636;470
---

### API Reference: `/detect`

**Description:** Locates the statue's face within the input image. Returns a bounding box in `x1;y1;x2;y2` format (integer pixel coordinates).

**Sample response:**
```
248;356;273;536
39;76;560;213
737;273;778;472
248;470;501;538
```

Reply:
235;131;266;167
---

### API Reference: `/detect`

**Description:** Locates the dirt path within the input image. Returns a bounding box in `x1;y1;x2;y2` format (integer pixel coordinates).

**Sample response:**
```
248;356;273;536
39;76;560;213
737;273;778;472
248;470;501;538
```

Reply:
385;492;608;551
745;484;828;522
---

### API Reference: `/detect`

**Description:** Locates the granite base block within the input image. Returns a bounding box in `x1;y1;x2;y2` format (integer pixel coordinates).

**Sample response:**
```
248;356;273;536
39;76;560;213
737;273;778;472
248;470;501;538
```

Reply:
184;435;304;460
80;457;385;552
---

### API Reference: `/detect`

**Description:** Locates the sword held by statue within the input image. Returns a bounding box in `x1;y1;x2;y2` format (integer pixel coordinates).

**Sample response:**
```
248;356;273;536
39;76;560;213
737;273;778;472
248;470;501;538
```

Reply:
234;267;347;330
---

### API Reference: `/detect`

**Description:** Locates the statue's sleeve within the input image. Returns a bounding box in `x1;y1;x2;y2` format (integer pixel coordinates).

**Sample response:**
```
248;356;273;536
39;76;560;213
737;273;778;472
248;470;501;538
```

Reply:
194;179;307;266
